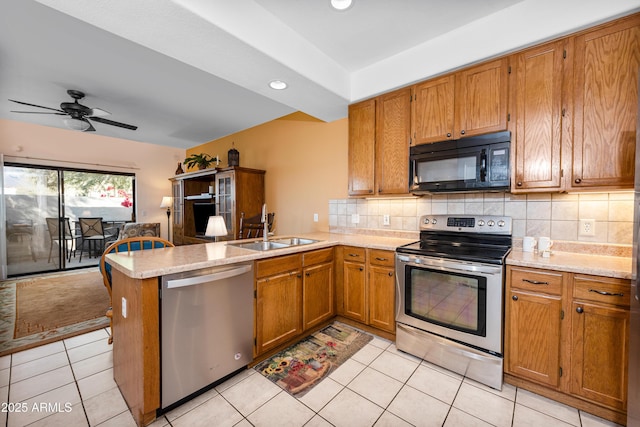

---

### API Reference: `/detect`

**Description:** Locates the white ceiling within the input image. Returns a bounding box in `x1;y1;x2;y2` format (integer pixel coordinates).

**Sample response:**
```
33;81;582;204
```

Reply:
1;0;639;149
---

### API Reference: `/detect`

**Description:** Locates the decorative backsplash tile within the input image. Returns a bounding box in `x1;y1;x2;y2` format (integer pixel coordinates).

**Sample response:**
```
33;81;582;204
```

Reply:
329;191;634;246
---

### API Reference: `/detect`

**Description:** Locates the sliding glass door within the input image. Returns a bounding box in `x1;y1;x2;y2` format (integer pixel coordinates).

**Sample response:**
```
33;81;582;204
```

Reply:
3;163;135;277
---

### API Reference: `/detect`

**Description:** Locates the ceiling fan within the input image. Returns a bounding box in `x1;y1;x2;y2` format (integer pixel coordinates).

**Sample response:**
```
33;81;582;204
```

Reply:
9;89;138;132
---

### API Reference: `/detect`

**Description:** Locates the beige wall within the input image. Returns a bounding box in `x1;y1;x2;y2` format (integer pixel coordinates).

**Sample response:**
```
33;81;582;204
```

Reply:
188;113;348;235
0;119;184;240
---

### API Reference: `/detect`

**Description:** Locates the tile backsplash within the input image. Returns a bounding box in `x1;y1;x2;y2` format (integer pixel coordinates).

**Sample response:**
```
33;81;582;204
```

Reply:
329;191;634;246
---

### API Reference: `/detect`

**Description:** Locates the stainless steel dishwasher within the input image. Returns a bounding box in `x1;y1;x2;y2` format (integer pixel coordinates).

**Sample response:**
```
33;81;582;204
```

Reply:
160;262;253;409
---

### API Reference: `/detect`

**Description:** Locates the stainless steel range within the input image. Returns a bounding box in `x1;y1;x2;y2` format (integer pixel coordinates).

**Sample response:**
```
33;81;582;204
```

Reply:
395;214;512;390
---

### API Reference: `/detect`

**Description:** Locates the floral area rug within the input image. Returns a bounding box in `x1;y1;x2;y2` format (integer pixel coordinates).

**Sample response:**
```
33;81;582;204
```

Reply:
254;322;372;397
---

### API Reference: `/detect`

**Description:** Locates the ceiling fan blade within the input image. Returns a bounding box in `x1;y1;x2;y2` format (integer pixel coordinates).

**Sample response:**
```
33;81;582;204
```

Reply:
10;110;67;115
89;116;137;131
8;99;64;113
89;108;111;117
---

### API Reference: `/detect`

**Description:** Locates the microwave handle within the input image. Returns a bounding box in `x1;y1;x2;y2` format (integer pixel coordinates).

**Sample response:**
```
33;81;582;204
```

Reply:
480;149;487;182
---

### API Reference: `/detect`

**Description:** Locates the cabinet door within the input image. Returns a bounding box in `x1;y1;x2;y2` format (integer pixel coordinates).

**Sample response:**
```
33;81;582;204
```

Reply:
343;261;367;323
368;264;395;333
571;301;629;410
511;40;565;192
215;172;234;238
571;15;640;189
302;261;334;331
454;58;509;139
171;180;184;244
412;75;455;144
376;89;411;195
256;271;302;355
348;99;376;196
506;290;562;387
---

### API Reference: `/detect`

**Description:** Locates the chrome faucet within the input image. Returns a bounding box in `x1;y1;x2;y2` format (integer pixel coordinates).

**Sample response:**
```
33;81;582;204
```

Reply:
261;203;268;242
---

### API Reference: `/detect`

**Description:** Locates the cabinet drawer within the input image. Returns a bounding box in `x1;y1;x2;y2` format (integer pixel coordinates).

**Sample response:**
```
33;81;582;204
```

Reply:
509;267;563;296
573;274;631;307
342;246;366;263
256;254;302;278
303;247;334;267
368;249;394;267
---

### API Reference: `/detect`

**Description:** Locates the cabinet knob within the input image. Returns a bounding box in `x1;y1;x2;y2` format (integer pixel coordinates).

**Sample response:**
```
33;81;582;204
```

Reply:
305;272;310;277
576;306;584;314
516;181;523;187
575;178;582;184
460;130;465;135
512;295;518;301
388;271;393;277
297;274;302;278
446;133;451;138
359;267;364;271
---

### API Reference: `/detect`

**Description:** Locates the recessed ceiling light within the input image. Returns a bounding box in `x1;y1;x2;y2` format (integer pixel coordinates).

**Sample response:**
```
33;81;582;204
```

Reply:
269;80;288;90
330;0;353;11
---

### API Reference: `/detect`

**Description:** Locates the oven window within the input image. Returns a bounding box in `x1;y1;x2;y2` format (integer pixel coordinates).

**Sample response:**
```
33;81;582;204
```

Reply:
405;266;487;336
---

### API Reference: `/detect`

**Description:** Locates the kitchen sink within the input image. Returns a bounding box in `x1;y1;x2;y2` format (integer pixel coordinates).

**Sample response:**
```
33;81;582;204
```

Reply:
228;241;291;251
228;237;321;251
271;237;320;246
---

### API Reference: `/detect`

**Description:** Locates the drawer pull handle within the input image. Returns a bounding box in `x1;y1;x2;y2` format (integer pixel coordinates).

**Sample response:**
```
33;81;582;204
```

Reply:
523;279;549;285
589;289;624;297
376;257;388;261
348;253;360;257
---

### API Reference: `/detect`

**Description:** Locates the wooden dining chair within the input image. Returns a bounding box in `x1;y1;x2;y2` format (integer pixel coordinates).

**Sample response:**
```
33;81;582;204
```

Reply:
99;236;174;344
238;212;275;239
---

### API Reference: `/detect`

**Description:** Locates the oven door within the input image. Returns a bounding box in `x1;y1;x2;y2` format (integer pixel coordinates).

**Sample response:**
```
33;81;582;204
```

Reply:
395;253;504;355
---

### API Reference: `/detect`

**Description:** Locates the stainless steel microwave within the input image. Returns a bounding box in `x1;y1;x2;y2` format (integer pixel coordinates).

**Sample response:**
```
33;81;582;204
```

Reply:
409;131;510;194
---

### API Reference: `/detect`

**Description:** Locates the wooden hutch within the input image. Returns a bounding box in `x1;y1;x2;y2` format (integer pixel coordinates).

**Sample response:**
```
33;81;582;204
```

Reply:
170;166;265;244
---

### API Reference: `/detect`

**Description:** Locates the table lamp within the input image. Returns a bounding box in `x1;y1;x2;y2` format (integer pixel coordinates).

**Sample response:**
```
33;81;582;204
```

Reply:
160;196;172;241
205;216;228;242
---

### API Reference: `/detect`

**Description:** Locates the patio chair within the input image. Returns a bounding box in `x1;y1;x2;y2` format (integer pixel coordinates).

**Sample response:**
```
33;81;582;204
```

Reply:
45;217;78;263
78;217;117;261
99;236;174;344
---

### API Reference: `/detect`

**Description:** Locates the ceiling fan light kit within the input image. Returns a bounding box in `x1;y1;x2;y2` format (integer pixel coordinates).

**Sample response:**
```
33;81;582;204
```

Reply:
63;117;91;131
9;89;137;132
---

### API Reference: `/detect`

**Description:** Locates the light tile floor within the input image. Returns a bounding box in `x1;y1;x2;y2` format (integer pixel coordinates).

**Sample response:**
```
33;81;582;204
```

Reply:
0;327;624;427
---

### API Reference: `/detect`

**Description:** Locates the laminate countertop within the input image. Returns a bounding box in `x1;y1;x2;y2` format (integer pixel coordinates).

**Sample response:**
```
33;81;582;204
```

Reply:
507;249;633;280
105;232;416;279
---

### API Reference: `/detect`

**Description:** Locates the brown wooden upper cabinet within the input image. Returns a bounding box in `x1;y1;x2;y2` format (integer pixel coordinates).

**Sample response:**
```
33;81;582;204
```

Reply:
510;40;566;192
348;88;411;196
570;15;639;190
412;59;509;145
510;14;640;193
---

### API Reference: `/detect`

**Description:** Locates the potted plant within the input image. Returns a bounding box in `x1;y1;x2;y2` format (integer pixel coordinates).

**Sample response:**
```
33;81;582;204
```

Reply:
183;153;219;170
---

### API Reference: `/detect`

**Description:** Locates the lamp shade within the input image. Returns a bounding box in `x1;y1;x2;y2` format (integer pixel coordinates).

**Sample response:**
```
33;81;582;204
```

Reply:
205;216;228;237
160;196;172;208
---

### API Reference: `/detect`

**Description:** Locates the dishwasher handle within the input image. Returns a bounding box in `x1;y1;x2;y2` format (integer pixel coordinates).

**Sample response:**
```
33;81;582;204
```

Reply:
166;264;252;289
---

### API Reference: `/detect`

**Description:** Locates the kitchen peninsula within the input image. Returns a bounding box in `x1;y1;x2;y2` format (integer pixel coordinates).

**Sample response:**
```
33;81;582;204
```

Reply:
105;232;413;426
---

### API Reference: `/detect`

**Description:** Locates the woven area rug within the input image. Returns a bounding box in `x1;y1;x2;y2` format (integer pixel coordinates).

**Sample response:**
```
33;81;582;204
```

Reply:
254;322;372;397
0;269;110;357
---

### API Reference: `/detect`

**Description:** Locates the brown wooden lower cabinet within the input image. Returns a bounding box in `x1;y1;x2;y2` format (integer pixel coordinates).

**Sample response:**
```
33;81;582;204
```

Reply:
505;265;630;424
337;246;396;334
254;248;335;357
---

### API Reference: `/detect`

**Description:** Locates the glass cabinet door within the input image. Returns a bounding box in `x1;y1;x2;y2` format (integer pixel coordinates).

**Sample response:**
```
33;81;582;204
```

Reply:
215;172;233;238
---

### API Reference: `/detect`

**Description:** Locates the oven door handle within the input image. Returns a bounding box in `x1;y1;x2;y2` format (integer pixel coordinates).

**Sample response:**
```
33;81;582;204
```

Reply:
399;257;502;275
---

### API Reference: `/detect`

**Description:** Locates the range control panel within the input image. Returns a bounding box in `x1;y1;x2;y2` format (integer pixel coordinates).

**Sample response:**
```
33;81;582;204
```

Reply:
420;215;512;235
